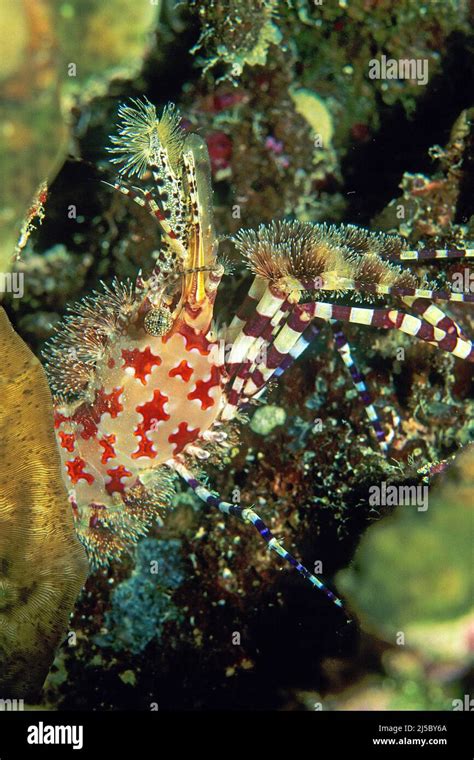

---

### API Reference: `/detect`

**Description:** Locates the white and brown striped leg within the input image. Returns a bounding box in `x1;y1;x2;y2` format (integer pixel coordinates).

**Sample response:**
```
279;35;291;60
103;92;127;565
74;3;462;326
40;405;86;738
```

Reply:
330;322;390;452
103;178;156;216
251;318;325;398
225;276;268;344
221;299;291;419
354;281;474;306
226;283;288;372
238;304;319;399
271;321;323;381
384;247;474;263
294;302;474;361
226;299;292;398
298;274;472;346
221;286;289;419
297;275;474;307
104;177;188;260
237;309;391;450
400;296;468;341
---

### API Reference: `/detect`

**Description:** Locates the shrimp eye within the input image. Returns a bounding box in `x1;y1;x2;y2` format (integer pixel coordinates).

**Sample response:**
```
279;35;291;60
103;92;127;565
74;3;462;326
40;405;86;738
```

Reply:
143;306;173;336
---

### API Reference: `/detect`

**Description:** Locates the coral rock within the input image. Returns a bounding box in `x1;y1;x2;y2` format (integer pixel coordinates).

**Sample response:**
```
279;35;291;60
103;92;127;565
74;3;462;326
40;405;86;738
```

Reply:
0;306;88;699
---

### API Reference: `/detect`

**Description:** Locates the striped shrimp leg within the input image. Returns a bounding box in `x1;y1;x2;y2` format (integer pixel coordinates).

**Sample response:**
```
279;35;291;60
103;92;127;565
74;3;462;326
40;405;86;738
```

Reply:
104;178;188;259
225;276;268;344
221;286;289;420
271;322;322;380
298;276;474;306
241;310;390;451
384;247;474;262
301;274;473;345
103;178;162;220
249;320;324;400
330;323;389;452
298;302;474;361
222;306;290;417
254;320;324;394
169;459;346;611
362;280;471;341
352;281;474;305
240;305;321;398
400;296;469;341
226;299;293;399
294;277;474;357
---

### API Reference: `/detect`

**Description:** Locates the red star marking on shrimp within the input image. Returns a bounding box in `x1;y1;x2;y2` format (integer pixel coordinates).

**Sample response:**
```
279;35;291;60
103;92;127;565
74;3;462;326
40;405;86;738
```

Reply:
169;359;194;382
59;431;75;452
94;386;124;419
175;323;211;355
121;346;162;385
105;465;133;495
187;365;221;410
72;387;124;440
168;422;200;455
98;434;117;464
66;457;94;485
72;404;99;440
136;389;170;433
131;424;157;459
54;411;69;429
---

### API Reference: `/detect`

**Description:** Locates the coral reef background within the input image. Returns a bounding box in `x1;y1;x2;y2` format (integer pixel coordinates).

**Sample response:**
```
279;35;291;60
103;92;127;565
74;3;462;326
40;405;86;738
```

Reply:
1;0;473;710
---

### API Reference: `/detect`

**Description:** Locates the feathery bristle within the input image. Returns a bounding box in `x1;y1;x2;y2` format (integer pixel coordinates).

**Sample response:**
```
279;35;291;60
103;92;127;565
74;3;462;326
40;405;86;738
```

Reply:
233;221;350;280
78;468;176;569
108;98;184;178
393;269;420;289
216;251;236;275
354;254;417;288
234;221;408;282
337;224;406;258
43;278;137;400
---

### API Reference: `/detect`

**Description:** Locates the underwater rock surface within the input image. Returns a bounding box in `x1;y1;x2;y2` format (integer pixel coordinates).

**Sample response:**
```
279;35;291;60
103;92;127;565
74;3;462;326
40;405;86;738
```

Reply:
94;539;186;655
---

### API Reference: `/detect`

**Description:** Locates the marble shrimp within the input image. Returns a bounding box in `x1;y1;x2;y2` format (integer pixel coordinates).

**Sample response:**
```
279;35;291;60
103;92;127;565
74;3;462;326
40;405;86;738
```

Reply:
43;98;474;612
